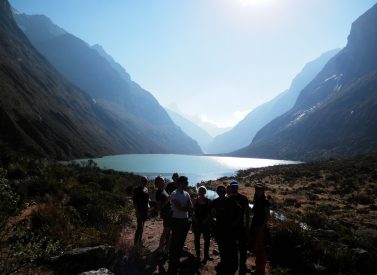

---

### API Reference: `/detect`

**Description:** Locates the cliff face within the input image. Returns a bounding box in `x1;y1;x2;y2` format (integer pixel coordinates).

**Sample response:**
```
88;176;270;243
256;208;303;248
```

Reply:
14;12;202;155
234;3;377;161
0;0;199;159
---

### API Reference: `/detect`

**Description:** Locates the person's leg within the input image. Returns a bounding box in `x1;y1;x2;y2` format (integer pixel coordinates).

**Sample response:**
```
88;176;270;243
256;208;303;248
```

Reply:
134;213;145;245
168;218;190;272
238;229;248;274
203;226;211;260
194;231;201;259
176;219;190;256
168;218;180;273
225;236;239;275
255;230;266;275
159;225;170;249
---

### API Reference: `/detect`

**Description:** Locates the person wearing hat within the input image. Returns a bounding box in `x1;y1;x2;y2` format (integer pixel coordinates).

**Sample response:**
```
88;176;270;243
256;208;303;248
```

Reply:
229;180;250;275
250;182;270;275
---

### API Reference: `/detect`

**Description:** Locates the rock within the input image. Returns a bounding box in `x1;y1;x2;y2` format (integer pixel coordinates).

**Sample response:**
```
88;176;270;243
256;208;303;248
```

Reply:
351;248;377;275
79;268;115;275
50;245;123;275
312;229;338;241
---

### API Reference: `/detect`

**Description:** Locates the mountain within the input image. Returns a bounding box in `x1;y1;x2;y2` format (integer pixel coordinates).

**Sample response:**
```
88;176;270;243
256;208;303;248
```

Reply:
234;3;377;161
13;12;202;155
0;0;156;159
165;108;213;151
206;49;339;154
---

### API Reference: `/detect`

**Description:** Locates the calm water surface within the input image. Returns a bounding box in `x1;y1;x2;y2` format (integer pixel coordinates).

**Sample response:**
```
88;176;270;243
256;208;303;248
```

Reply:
79;154;298;186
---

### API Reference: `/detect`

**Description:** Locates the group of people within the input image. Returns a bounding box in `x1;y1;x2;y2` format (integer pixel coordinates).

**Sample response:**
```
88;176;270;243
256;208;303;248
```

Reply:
132;173;270;275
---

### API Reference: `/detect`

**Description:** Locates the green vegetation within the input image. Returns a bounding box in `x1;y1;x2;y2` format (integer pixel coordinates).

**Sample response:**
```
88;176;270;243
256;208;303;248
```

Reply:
239;154;377;275
0;154;141;274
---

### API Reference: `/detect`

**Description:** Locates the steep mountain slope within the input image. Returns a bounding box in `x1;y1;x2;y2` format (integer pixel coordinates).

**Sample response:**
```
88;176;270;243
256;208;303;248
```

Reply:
0;0;158;159
235;3;377;161
14;12;202;155
206;49;339;154
165;108;213;151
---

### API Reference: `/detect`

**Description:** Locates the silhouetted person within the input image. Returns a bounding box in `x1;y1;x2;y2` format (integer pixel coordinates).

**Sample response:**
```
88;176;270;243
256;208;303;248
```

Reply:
167;176;193;274
132;176;150;246
211;185;239;275
250;183;270;275
192;185;211;263
229;181;250;275
154;175;172;251
166;172;179;194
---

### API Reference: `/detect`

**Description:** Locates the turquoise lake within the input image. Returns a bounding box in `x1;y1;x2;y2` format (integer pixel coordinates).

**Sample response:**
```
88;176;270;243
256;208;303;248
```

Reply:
78;154;298;186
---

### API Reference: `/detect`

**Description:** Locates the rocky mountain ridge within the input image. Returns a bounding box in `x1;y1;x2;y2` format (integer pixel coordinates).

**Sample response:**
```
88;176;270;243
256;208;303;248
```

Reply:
234;3;377;161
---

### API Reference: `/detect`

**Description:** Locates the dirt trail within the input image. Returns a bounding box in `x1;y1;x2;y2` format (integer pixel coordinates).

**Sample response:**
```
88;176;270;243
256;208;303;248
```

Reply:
127;215;270;275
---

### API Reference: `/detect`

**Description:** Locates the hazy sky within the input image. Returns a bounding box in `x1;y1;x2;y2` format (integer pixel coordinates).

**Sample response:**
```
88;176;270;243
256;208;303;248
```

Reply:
10;0;377;128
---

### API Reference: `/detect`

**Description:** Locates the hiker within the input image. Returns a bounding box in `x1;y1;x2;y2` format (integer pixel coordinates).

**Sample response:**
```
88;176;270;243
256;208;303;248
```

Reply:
229;181;250;275
211;185;239;275
154;175;172;251
167;176;193;274
250;183;270;275
192;185;212;263
132;176;150;246
166;172;179;194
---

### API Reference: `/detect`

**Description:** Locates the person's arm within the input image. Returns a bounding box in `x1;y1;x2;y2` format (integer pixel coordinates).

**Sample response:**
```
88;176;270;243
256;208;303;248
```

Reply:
191;198;198;222
187;193;193;215
263;201;270;226
245;198;251;229
132;188;139;212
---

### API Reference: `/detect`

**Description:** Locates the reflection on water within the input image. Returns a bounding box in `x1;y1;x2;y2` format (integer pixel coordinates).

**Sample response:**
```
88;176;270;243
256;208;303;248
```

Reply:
78;154;299;186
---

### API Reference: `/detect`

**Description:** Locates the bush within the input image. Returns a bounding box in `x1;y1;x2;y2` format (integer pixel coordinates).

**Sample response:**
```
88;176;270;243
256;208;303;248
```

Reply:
0;169;19;224
357;193;373;205
269;221;318;274
302;211;328;229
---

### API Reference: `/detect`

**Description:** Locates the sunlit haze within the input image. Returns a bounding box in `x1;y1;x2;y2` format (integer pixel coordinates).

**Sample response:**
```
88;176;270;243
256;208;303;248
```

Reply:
10;0;377;128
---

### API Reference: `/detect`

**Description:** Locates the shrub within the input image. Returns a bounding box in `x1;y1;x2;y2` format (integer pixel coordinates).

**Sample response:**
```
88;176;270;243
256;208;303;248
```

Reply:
302;211;328;229
0;169;19;224
357;193;373;205
269;220;318;274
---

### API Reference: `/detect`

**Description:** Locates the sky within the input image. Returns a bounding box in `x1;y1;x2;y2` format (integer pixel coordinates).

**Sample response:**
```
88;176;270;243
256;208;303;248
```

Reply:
9;0;377;128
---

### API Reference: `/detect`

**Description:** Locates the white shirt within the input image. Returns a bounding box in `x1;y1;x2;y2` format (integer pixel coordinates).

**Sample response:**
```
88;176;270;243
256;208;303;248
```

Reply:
170;189;191;219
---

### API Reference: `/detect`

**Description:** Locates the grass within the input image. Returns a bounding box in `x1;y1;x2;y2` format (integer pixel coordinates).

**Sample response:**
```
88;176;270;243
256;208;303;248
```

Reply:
0;153;141;274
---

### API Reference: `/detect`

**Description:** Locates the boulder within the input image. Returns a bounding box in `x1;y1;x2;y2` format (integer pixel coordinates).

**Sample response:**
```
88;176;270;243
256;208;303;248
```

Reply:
50;245;123;275
79;268;115;275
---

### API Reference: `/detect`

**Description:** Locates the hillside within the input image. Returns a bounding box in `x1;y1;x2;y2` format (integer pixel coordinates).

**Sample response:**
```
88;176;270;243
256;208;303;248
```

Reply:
235;3;377;161
0;0;157;159
13;12;202;156
206;49;339;154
